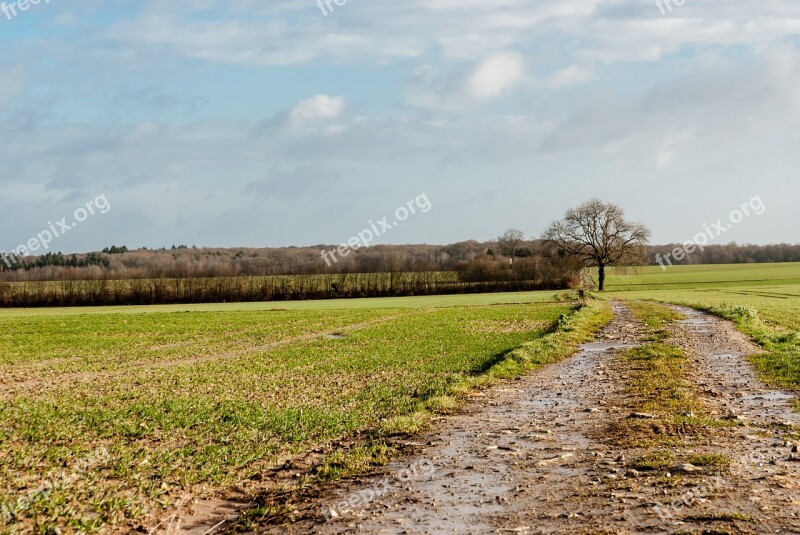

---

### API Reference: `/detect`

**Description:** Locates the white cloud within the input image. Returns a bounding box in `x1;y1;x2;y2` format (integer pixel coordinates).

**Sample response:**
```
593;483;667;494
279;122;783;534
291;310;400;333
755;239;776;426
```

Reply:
467;51;525;99
288;95;346;127
0;66;25;109
545;65;596;89
656;128;697;169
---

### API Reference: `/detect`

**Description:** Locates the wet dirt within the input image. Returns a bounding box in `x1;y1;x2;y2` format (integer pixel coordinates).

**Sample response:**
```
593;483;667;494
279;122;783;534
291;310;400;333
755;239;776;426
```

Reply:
259;302;800;535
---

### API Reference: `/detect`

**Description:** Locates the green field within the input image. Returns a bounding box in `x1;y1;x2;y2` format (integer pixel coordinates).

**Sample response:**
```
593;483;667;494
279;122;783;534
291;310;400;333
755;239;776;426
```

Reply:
2;262;800;533
0;290;569;318
0;296;607;532
602;263;800;390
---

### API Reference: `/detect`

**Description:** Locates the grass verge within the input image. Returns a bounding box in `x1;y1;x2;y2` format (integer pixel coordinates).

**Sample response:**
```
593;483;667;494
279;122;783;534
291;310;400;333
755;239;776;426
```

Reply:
617;301;731;460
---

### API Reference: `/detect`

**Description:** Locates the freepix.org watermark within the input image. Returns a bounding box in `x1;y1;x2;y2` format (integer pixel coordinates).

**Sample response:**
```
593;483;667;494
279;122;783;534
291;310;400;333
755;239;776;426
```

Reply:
321;458;436;521
1;446;110;525
1;0;51;21
320;193;432;267
655;0;688;15
1;194;111;269
655;195;766;270
317;0;347;17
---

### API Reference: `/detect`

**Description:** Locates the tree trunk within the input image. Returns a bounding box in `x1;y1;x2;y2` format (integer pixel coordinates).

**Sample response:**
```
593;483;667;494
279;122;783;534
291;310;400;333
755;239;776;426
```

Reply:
598;263;606;292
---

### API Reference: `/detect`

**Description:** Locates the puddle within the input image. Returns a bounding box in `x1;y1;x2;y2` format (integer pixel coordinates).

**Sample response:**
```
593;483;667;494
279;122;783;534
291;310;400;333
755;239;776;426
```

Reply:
326;333;347;340
681;317;712;326
518;397;578;409
579;342;638;353
744;391;796;402
680;317;714;333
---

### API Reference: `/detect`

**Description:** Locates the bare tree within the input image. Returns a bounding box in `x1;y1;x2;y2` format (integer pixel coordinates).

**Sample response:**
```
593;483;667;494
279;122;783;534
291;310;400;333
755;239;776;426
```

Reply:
496;228;525;265
542;199;651;291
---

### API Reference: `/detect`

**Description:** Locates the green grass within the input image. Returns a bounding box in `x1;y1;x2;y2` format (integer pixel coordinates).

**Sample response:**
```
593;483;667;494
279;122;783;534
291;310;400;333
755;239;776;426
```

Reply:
601;263;800;393
633;450;675;471
0;297;608;532
0;290;576;318
623;342;706;423
688;454;731;468
626;301;685;342
603;263;800;291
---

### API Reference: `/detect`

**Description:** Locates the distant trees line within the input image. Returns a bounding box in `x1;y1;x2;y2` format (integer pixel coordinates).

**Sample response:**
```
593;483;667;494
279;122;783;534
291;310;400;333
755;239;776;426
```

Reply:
2;241;796;281
0;273;569;308
646;243;800;266
0;241;573;281
0;240;796;307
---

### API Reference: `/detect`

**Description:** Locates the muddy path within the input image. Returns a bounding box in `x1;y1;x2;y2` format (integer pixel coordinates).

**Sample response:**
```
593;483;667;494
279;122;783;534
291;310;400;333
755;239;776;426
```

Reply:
659;306;800;533
254;302;800;535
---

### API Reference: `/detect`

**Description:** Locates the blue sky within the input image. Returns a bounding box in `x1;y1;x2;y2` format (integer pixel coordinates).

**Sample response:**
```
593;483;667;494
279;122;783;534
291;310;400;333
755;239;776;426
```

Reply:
1;0;799;253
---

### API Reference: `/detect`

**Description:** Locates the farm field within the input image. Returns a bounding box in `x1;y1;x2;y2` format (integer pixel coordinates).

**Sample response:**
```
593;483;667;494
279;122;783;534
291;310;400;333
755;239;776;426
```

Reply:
0;290;568;318
603;263;800;327
604;262;800;291
0;297;606;533
2;263;800;533
602;263;800;389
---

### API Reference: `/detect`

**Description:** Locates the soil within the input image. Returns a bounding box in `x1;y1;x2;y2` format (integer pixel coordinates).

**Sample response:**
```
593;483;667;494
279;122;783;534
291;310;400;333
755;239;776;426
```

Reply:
249;302;800;535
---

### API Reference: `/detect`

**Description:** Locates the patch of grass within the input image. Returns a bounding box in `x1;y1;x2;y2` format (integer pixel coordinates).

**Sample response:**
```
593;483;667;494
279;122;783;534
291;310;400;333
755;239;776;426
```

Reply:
633;450;674;471
612;308;716;448
688;454;731;468
684;511;752;523
626;300;685;342
625;343;700;418
380;413;429;436
316;442;396;481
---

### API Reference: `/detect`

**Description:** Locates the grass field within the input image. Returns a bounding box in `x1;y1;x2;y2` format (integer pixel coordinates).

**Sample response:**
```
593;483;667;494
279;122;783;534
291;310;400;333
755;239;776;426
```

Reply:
3;262;800;532
0;290;569;318
0;296;608;532
602;263;800;391
604;262;800;291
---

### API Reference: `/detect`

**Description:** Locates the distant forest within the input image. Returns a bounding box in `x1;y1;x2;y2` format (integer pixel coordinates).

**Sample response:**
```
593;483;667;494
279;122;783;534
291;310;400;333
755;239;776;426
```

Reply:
0;241;797;307
2;241;799;281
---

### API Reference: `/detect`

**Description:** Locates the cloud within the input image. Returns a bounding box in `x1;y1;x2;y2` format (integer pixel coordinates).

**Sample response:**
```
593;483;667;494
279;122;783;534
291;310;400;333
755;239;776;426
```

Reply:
656;128;697;169
0;66;25;109
544;65;596;89
2;0;800;249
467;52;526;99
288;94;347;127
243;165;342;200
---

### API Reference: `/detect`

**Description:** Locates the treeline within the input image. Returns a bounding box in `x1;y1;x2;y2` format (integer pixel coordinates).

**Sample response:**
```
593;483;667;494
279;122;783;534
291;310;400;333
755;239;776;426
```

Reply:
1;242;487;280
646;243;800;266
0;240;584;307
0;273;568;308
2;241;571;282
4;242;797;282
0;240;796;308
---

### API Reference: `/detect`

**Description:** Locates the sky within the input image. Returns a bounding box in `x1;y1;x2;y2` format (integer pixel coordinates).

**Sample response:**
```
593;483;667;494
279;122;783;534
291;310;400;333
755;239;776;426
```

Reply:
1;0;799;254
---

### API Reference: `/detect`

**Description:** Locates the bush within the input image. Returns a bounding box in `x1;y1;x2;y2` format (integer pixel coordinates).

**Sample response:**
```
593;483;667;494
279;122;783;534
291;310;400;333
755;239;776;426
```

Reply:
727;305;759;321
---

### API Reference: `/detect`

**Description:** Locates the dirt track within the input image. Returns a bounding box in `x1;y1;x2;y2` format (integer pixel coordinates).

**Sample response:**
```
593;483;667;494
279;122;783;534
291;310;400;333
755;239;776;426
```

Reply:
270;302;800;535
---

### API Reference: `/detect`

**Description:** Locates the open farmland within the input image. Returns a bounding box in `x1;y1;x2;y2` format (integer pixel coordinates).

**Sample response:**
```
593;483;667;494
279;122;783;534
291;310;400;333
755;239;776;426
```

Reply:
0;296;606;533
2;264;800;534
602;263;800;390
